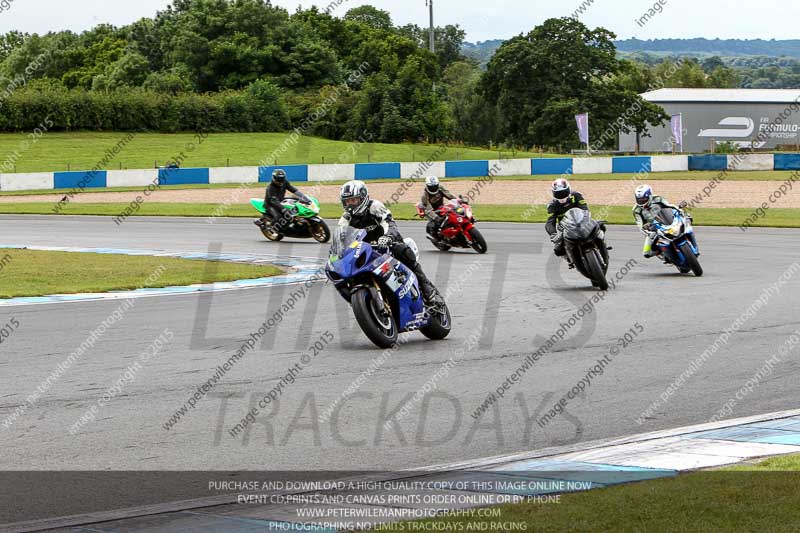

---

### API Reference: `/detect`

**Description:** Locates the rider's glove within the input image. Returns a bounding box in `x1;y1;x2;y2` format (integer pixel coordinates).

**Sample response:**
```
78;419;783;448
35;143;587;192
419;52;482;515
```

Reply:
549;233;560;243
459;195;470;205
376;236;393;250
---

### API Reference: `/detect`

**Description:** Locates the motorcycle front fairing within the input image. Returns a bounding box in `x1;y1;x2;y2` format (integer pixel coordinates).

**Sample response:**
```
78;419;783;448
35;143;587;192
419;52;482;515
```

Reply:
562;208;600;246
562;211;598;242
326;228;428;332
653;209;699;263
439;199;476;243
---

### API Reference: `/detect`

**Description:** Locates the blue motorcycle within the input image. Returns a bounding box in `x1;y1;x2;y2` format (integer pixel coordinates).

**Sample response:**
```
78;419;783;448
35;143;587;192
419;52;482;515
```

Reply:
650;205;703;277
326;227;452;348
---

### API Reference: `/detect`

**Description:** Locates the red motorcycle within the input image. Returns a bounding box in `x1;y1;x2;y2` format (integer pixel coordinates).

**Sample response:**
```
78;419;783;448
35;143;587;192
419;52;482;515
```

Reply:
416;198;488;254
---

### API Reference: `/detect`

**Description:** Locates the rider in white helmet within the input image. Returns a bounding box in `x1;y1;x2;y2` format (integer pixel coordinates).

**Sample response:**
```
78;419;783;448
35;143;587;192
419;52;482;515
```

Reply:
633;184;694;259
339;180;442;304
418;176;457;238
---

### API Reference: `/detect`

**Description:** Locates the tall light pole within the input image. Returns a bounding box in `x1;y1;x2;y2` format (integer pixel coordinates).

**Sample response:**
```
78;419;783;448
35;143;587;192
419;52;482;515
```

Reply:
426;0;436;92
426;0;435;54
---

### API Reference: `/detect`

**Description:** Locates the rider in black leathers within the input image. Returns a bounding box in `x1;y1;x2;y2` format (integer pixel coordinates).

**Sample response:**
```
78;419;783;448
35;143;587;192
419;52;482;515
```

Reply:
257;169;310;233
339;180;441;304
545;179;590;260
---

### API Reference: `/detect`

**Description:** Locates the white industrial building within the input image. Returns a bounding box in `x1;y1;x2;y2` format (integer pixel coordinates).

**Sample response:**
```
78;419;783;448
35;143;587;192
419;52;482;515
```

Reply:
620;88;800;153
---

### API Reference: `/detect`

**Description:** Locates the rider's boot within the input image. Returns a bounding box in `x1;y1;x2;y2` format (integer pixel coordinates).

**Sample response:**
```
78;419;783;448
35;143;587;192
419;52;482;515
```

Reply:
598;227;613;251
559;254;575;269
643;238;656;259
413;265;442;306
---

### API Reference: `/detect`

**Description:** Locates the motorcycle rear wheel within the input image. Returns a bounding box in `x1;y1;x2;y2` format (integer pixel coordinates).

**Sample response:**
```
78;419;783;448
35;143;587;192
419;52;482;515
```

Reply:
429;235;451;251
420;303;452;340
352;287;398;349
260;223;284;241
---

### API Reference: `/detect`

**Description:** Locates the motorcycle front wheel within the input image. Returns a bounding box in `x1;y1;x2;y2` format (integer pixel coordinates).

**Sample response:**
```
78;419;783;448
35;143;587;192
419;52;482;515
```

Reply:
311;220;331;243
679;242;703;277
352;287;398;349
468;228;488;254
585;249;609;291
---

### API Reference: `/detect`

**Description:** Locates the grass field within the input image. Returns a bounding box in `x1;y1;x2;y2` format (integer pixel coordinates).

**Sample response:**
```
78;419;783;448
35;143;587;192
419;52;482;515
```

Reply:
0;249;283;298
376;454;800;533
0;132;555;173
0;202;795;229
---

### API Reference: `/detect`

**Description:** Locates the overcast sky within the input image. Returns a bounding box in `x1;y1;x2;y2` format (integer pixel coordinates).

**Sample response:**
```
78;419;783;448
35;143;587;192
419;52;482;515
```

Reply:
1;0;799;43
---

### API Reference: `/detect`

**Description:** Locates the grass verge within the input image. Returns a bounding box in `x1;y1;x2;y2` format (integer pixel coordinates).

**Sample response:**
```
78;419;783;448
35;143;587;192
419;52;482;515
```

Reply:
0;249;283;298
375;454;800;533
0;202;796;229
0;131;557;173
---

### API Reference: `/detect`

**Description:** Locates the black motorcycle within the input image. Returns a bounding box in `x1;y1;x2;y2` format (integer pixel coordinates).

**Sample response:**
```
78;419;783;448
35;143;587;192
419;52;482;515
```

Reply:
559;208;610;290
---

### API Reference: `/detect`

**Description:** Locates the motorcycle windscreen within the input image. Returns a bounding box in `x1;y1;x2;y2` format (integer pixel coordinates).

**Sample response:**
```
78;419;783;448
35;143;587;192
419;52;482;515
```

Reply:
330;226;366;258
561;208;596;241
654;206;676;225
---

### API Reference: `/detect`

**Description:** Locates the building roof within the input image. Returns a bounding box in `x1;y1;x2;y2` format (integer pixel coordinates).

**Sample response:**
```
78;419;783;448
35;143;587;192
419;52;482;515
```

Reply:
641;88;800;104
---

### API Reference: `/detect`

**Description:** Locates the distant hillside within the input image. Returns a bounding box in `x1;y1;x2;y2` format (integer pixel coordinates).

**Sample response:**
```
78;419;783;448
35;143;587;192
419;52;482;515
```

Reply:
462;38;800;67
614;38;800;59
461;40;504;66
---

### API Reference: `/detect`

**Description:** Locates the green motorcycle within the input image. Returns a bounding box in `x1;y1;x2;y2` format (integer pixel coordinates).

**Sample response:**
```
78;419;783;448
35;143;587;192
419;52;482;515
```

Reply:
250;196;331;243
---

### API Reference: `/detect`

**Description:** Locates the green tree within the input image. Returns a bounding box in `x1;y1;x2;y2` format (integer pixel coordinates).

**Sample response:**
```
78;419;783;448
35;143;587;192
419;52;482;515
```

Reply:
101;50;151;89
398;23;467;69
143;66;194;94
615;59;655;93
477;17;666;148
701;56;725;73
343;6;393;31
0;31;27;63
652;58;706;88
442;60;482;141
707;66;739;88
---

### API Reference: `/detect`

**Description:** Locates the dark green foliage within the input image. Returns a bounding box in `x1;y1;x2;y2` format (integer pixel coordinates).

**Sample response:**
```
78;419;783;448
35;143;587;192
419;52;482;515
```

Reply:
0;1;453;142
476;18;668;149
0;84;287;133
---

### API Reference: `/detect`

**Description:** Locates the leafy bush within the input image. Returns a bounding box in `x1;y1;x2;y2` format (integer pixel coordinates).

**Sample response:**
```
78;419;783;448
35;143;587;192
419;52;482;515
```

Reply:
714;141;740;154
0;84;290;133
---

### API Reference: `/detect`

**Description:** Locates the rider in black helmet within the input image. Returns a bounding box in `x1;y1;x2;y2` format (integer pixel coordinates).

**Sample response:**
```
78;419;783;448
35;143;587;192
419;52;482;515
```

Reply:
545;178;610;266
256;169;310;233
545;178;589;259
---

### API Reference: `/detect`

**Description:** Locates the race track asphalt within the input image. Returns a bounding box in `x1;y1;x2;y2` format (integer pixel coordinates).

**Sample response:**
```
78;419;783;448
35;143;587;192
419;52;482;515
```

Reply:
1;215;798;522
